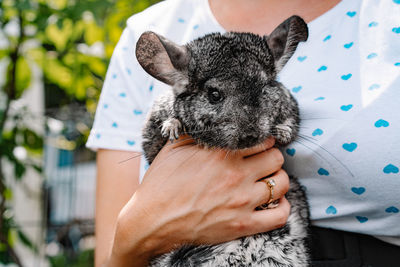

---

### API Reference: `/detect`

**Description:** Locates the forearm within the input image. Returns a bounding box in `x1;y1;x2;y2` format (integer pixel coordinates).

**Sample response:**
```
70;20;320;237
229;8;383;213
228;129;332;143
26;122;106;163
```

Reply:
95;149;142;267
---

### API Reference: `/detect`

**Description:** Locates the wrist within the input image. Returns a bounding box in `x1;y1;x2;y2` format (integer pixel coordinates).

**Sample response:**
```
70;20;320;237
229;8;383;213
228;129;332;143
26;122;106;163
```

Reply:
107;248;150;267
110;199;161;265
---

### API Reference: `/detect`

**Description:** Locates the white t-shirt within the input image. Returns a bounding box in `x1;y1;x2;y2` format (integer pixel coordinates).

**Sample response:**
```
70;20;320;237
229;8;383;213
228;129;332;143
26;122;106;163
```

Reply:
87;0;400;243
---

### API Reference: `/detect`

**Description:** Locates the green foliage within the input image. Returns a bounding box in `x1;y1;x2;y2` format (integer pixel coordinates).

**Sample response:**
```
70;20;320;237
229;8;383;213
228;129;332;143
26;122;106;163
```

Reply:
1;0;161;265
48;249;94;267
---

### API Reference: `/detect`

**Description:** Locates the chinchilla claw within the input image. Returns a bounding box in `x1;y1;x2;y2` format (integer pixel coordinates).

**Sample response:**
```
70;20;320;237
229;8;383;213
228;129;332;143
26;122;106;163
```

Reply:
162;118;182;140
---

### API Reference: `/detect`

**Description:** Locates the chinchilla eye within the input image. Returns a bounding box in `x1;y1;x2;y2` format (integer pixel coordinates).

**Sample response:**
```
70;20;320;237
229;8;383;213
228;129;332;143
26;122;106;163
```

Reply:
207;88;224;104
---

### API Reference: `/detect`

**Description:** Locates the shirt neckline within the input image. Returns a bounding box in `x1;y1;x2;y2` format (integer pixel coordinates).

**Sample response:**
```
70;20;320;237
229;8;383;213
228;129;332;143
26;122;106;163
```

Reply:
202;0;352;36
201;0;226;33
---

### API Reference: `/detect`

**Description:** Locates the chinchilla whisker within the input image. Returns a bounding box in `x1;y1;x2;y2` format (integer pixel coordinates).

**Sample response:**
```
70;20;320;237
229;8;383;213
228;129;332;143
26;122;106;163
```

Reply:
296;136;354;177
185;129;212;134
118;152;143;164
223;149;231;161
297;133;318;142
300;117;348;121
292;140;335;169
166;136;196;147
148;145;197;175
297;125;310;129
119;137;196;164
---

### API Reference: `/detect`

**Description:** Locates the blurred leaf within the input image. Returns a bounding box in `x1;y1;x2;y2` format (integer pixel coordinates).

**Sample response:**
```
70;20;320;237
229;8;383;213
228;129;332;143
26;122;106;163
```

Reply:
84;21;103;45
46;0;68;10
3;188;13;201
32;164;43;173
48;249;94;267
0;49;9;60
17;229;38;253
70;21;85;42
0;242;7;252
27;46;46;67
105;15;124;45
8;228;17;248
75;74;94;100
86;56;106;76
44;57;73;89
23;128;43;150
16;0;32;10
14;161;26;179
15;56;32;97
45;19;73;51
105;43;115;58
3;6;17;21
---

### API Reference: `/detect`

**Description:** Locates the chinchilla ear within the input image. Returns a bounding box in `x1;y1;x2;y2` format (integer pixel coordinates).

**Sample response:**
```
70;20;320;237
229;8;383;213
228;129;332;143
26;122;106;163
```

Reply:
136;31;190;91
265;16;308;72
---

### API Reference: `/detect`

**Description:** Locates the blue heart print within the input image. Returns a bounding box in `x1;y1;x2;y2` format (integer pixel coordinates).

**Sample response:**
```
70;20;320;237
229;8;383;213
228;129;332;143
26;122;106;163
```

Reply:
297;56;307;62
383;164;399;174
96;133;101;139
286;148;296;156
323;35;331;42
193;24;199;30
112;73;117;79
368;21;378;27
318;168;330;176
318;65;327;72
356;216;368;223
314;97;325;101
368;84;380;90
374;119;389;127
312;128;323;136
126;68;132;75
367;53;377;59
344;42;353;49
351;187;365;195
149;84;154;91
343;142;357;152
346;11;356;17
393;27;400;34
127;140;135;146
133;109;143;115
341;73;352;80
119;92;127;98
395;62;400;67
292;86;302;93
144;162;150;170
122;46;128;51
385;206;399;213
178;18;185;23
340;104;353;111
394;0;400;4
112;122;118;128
103;104;109;109
326;206;337;214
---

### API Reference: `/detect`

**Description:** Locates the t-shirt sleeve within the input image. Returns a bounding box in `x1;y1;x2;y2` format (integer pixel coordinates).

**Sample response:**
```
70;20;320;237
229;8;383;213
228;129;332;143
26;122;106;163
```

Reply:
86;26;152;152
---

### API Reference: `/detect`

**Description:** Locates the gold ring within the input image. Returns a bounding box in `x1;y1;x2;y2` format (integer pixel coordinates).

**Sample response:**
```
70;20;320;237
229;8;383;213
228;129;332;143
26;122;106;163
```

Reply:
263;178;276;204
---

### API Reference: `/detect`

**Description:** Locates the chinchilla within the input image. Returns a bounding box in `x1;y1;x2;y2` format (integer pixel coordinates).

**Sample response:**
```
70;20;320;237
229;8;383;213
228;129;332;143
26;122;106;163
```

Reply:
136;15;310;267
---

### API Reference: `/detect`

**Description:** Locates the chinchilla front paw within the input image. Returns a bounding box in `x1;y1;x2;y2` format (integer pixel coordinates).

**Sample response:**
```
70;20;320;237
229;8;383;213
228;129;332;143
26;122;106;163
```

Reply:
161;118;182;141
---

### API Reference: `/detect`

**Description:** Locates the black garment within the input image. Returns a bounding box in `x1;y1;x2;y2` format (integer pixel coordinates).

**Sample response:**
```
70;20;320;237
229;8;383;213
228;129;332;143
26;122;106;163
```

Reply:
310;226;400;267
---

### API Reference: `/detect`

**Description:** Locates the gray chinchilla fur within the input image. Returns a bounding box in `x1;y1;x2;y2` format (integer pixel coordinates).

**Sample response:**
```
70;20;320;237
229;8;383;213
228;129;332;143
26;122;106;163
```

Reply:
136;16;310;267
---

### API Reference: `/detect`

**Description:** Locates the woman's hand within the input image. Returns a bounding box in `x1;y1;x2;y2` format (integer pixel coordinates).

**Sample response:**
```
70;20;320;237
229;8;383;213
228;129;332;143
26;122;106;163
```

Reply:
108;136;290;267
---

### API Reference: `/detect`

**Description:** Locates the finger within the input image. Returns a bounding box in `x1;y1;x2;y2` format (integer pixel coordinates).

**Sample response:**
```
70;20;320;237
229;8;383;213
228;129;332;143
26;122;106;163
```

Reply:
248;196;291;235
242;147;284;180
251;169;290;207
238;137;275;158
